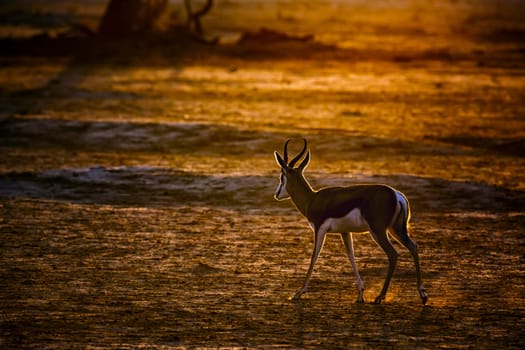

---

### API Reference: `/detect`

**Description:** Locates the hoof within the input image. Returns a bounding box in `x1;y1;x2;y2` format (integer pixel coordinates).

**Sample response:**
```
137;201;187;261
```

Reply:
420;289;428;305
356;289;365;303
373;296;385;304
356;293;366;303
289;292;303;301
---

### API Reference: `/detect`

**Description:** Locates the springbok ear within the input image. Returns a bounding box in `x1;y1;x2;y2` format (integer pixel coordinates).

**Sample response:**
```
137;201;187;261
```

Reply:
274;151;287;169
298;150;310;171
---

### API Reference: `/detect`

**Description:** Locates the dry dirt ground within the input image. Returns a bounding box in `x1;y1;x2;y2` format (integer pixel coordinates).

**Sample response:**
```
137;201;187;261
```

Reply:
1;1;525;349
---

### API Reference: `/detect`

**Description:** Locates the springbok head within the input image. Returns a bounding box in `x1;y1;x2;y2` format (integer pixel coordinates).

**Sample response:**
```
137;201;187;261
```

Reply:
274;139;311;200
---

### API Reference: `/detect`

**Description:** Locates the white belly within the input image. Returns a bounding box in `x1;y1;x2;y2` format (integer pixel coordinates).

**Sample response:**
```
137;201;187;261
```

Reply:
318;208;369;233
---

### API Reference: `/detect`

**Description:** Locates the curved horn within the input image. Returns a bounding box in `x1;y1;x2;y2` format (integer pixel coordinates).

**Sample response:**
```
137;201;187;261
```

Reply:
298;150;310;170
283;139;291;164
289;138;307;168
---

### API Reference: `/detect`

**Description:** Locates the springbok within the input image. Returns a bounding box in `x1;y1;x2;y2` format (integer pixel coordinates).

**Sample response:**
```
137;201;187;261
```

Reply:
274;139;427;304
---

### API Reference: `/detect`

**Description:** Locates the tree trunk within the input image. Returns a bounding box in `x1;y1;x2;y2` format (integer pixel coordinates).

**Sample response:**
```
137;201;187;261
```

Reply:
98;0;168;36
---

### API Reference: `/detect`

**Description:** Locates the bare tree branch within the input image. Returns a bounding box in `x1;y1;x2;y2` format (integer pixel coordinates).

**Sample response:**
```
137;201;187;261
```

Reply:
184;0;213;36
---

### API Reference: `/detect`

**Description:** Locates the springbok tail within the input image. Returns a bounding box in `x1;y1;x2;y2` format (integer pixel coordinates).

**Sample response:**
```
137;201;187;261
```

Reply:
393;192;411;241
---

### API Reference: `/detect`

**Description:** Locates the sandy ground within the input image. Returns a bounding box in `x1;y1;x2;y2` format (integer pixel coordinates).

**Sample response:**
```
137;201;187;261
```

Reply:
1;0;525;349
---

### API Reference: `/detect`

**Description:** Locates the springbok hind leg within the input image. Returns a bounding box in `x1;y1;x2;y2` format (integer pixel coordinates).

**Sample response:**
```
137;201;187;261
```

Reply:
402;236;428;304
409;240;428;305
370;228;398;304
389;228;428;305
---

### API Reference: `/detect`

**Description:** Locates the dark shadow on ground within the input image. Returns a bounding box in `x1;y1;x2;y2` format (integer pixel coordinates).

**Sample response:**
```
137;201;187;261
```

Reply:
429;135;525;158
0;116;490;158
0;117;279;155
1;116;524;213
2;28;525;67
1;165;524;214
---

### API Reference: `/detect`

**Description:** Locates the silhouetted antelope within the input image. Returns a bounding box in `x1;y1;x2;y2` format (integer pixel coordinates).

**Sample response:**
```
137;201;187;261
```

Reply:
274;139;427;304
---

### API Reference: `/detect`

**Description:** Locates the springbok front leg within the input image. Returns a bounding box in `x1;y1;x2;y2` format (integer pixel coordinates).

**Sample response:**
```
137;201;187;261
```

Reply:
292;226;327;300
341;232;365;303
369;226;399;304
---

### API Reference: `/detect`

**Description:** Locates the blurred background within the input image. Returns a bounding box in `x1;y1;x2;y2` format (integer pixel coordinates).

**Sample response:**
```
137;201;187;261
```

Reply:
1;1;524;349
